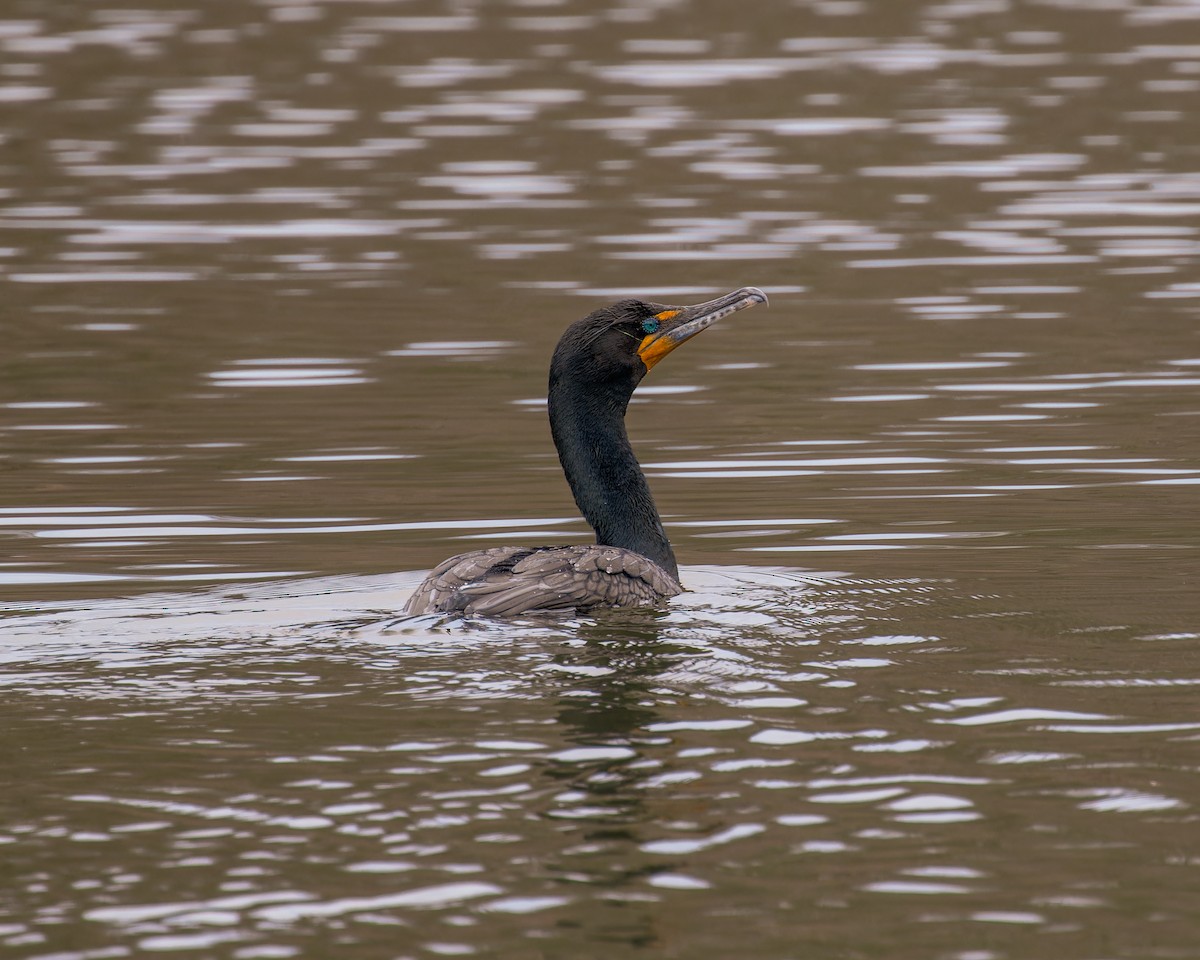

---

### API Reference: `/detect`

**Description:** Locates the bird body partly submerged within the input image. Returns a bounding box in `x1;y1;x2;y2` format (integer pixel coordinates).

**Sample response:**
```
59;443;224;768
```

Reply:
405;285;768;617
404;544;682;618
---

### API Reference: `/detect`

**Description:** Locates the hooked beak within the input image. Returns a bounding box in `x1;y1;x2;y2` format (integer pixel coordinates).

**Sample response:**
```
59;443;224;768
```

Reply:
637;286;768;371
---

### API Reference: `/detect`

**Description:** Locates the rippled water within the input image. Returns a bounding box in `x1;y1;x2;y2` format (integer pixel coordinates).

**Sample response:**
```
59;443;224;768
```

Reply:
3;1;1199;957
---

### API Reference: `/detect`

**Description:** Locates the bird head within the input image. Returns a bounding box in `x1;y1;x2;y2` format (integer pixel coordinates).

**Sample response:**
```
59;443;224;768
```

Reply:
551;287;769;392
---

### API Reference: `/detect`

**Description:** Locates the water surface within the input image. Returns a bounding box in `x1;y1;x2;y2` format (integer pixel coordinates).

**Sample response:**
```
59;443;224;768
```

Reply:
2;1;1198;957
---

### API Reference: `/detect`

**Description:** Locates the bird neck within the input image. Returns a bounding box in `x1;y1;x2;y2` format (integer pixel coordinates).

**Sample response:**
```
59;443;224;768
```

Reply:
548;376;679;582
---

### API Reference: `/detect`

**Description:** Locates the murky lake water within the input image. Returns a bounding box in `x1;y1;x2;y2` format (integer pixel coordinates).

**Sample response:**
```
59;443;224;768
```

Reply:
3;1;1199;957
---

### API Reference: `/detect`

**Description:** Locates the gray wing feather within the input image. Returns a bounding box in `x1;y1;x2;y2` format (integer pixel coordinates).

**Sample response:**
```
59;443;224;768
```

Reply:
404;546;530;615
404;544;682;616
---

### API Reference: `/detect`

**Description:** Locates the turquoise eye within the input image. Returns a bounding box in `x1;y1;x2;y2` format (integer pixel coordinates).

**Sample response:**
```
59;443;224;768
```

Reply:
642;317;660;334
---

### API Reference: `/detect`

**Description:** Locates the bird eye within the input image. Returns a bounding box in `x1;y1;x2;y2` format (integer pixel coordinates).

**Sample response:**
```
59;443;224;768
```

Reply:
642;317;660;334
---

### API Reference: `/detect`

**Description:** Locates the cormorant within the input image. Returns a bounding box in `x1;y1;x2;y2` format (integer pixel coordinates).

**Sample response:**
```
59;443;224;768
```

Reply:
405;286;768;616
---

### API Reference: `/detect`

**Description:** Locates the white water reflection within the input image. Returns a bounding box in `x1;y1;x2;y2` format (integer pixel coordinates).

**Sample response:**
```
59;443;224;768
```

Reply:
387;341;515;359
207;358;369;388
854;361;1012;371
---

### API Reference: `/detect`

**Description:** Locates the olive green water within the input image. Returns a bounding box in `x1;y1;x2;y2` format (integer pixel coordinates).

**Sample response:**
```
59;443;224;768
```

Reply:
2;1;1199;958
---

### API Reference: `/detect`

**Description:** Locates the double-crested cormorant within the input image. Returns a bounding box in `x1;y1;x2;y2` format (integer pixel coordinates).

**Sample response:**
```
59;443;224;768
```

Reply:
405;286;769;616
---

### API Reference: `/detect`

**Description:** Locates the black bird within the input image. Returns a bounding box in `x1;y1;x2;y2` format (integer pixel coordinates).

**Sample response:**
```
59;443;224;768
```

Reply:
405;286;769;617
